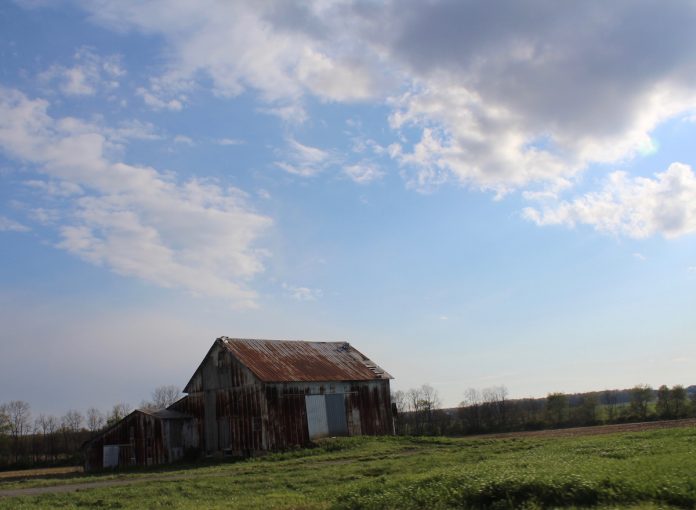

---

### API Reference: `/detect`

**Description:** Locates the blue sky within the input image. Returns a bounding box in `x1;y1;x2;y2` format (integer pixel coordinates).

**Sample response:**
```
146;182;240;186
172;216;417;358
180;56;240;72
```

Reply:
1;0;696;415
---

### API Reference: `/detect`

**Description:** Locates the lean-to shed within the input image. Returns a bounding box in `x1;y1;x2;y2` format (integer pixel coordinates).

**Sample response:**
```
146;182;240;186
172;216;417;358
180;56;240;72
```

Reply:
83;408;197;471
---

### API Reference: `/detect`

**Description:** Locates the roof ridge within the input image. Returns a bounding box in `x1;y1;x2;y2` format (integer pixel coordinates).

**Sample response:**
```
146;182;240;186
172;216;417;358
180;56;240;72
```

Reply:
219;336;348;345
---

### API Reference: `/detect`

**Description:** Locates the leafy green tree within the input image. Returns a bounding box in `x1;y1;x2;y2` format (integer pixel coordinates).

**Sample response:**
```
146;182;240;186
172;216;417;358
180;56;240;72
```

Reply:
670;385;688;418
602;390;619;422
573;394;598;425
689;392;696;417
545;393;568;426
629;385;653;420
656;385;671;418
0;404;9;435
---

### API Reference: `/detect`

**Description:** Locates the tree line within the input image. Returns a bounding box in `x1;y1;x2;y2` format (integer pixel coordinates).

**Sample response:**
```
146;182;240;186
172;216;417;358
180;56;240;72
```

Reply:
392;384;696;436
0;385;180;469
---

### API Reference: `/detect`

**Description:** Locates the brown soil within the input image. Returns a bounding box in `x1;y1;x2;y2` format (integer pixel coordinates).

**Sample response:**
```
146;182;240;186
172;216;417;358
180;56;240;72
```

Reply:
0;466;82;480
463;417;696;440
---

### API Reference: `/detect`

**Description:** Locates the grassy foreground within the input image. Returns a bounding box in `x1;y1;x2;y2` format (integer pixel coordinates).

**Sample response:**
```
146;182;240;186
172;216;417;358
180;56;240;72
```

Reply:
2;426;696;509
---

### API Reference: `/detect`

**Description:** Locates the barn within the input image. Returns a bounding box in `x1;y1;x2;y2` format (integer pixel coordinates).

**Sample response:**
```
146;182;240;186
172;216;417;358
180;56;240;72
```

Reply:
84;337;393;470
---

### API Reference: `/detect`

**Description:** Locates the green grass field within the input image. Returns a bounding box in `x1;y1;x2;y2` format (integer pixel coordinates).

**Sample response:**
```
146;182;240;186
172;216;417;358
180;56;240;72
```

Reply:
2;425;696;509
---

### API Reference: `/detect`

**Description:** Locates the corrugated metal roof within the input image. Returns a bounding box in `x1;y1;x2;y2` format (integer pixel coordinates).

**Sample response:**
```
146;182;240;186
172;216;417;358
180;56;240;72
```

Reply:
219;337;392;382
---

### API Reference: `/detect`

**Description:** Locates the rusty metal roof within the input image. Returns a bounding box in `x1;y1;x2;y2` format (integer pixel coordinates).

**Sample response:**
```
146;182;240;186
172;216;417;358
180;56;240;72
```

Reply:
219;337;392;382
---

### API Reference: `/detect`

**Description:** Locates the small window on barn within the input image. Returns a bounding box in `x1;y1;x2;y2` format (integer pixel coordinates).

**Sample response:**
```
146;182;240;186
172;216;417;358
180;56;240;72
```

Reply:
252;417;262;431
217;350;225;368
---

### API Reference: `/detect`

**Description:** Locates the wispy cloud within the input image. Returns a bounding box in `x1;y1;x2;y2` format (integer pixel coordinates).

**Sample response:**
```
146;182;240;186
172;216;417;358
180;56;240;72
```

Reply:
39;47;124;97
275;138;331;177
173;135;194;145
136;87;183;111
283;283;323;301
216;138;245;146
0;86;271;307
343;162;384;184
0;215;30;232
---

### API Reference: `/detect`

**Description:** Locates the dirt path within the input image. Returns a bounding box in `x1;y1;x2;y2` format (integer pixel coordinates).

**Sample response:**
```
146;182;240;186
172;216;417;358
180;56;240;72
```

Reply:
2;418;695;499
0;473;195;498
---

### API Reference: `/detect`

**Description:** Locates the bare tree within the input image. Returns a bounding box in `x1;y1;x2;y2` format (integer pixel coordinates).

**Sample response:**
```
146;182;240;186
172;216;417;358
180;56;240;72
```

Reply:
6;401;31;437
420;384;441;413
86;408;105;432
406;384;441;434
138;399;159;413
482;386;508;430
107;402;132;425
459;388;482;433
151;385;182;410
6;401;31;462
391;390;406;414
62;410;83;433
61;410;84;453
390;390;407;434
405;386;424;433
35;414;58;461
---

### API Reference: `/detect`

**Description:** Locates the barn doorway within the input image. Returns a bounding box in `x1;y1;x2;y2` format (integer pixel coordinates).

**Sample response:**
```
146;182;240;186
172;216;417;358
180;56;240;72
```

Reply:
103;445;119;468
305;394;348;439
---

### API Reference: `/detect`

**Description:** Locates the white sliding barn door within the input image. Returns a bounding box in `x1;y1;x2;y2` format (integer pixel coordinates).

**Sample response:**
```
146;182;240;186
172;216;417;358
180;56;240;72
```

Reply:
305;394;329;439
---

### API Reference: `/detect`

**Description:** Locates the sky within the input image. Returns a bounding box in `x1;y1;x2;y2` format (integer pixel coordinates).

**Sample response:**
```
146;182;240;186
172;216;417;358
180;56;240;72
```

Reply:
1;0;695;416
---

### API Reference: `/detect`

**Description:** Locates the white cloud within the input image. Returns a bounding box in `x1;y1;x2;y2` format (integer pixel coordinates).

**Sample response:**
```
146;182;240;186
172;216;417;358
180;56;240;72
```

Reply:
173;135;194;145
83;1;386;107
136;87;183;111
343;162;384;184
61;1;696;239
0;215;30;232
0;86;271;307
39;47;124;96
380;1;696;192
107;120;162;142
523;163;696;239
24;180;84;197
275;138;330;177
282;283;322;301
29;208;61;225
633;253;646;261
76;1;696;197
216;138;245;146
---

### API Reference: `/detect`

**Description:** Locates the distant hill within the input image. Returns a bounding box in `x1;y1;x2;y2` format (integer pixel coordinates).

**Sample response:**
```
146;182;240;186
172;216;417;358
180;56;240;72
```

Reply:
440;385;696;414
